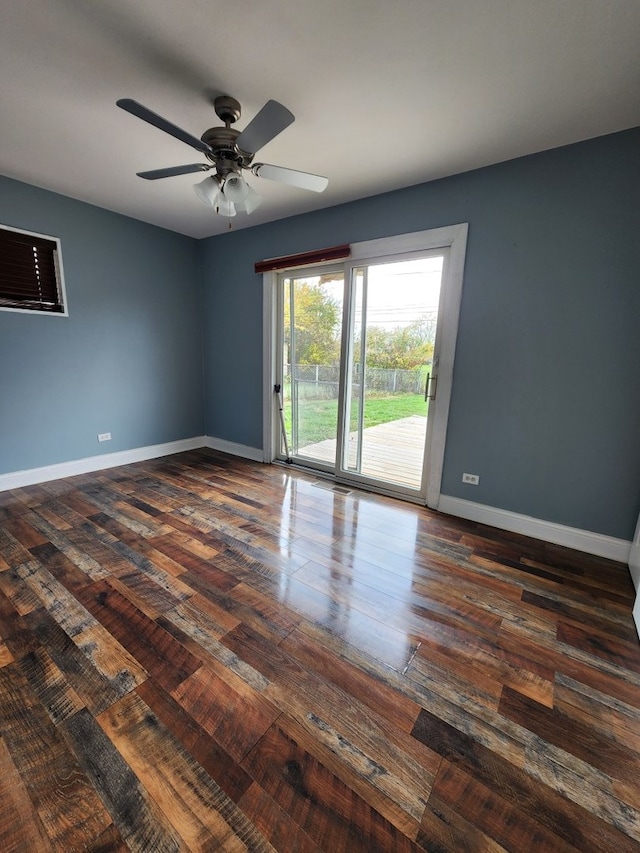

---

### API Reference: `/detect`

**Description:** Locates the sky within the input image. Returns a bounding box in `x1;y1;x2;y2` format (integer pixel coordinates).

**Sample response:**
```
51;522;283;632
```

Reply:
302;255;444;331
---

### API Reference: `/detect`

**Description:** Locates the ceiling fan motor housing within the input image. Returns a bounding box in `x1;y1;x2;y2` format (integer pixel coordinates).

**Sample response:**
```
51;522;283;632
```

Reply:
200;124;254;171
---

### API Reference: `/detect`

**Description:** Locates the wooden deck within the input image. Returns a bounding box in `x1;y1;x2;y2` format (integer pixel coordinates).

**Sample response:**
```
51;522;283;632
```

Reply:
299;415;427;490
0;449;639;851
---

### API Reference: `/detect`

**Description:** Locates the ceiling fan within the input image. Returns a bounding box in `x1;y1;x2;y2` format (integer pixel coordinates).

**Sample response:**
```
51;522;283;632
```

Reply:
116;95;328;217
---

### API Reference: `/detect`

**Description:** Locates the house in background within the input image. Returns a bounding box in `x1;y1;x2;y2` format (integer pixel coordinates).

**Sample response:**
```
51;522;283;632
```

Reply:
0;2;639;622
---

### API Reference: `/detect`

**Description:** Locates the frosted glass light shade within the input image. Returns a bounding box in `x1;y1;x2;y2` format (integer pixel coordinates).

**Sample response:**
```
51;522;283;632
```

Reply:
193;177;220;207
223;173;249;203
235;183;263;214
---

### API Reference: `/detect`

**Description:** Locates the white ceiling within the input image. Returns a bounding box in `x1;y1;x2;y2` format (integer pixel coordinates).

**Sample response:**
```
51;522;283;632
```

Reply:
1;0;639;240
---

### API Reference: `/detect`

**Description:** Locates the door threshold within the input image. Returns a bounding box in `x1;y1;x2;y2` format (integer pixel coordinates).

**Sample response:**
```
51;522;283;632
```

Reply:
272;458;426;506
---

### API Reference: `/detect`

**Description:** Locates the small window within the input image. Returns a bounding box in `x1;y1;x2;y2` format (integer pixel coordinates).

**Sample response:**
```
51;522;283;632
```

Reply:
0;224;67;315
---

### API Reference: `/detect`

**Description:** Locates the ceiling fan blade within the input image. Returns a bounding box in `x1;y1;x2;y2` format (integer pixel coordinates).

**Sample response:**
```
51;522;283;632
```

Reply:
236;100;294;154
137;164;212;180
252;163;328;193
117;98;213;154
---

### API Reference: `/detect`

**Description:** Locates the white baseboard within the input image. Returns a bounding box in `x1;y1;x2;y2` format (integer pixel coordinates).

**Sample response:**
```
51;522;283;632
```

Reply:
438;495;632;564
202;436;264;463
0;436;208;492
0;435;265;494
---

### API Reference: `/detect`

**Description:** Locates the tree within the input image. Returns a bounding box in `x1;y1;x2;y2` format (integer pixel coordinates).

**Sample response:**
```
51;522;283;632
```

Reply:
285;281;341;365
362;312;436;369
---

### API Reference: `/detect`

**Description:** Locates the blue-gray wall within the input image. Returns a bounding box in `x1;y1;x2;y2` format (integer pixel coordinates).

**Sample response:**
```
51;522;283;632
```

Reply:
0;177;203;474
200;127;640;541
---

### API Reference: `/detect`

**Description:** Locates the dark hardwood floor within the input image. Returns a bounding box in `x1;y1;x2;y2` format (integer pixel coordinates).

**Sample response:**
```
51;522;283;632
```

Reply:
0;448;639;852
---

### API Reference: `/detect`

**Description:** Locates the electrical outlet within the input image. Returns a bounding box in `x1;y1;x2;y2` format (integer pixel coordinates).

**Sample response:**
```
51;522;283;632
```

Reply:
462;472;479;485
97;432;111;442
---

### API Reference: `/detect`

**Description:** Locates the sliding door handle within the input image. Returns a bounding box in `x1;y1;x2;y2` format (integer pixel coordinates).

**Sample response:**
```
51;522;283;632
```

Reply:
424;372;437;401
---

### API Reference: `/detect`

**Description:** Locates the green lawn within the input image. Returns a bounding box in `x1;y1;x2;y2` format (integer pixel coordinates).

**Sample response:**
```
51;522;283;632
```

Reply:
284;393;427;446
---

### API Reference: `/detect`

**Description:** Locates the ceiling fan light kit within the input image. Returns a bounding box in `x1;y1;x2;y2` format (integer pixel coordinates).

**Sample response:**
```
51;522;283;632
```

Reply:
117;94;328;218
193;173;263;217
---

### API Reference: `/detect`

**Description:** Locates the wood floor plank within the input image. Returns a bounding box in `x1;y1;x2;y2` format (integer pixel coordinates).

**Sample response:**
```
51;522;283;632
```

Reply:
0;527;35;569
17;562;149;690
79;483;171;538
71;513;196;599
500;620;640;708
29;541;96;594
282;596;640;845
418;791;509;852
83;822;129;853
148;533;240;592
0;562;44;615
17;646;85;725
61;707;185;852
412;624;555;708
279;626;422;734
237;781;324;853
24;606;142;715
430;759;579;853
76;579;201;692
0;586;40;661
2;515;49;550
557;619;640;674
411;705;640;851
136;678;255;803
171;661;281;764
0;663;114;851
159;591;242;648
98;692;276;851
554;672;640;753
274;709;427;840
241;723;423;852
498;685;640;788
25;511;111;581
0;639;14;667
0;735;53;853
522;588;638;643
262;570;420;671
222;622;440;830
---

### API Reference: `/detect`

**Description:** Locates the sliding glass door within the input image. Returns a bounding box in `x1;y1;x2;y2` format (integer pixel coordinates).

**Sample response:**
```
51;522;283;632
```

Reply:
270;224;468;505
278;266;344;466
277;254;444;497
339;255;444;492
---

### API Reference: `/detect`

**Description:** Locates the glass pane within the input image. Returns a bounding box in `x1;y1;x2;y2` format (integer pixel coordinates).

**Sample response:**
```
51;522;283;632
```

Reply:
281;271;344;464
346;256;444;490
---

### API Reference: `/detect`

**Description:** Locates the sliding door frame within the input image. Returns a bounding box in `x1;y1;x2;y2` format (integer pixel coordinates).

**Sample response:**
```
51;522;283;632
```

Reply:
262;223;468;508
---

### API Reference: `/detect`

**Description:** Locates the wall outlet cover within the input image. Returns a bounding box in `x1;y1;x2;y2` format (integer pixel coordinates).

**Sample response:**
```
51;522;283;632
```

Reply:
462;472;479;485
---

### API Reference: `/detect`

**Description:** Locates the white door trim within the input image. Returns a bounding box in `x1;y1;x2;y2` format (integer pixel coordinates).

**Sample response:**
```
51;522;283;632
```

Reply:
422;224;468;508
262;224;469;508
262;271;277;462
